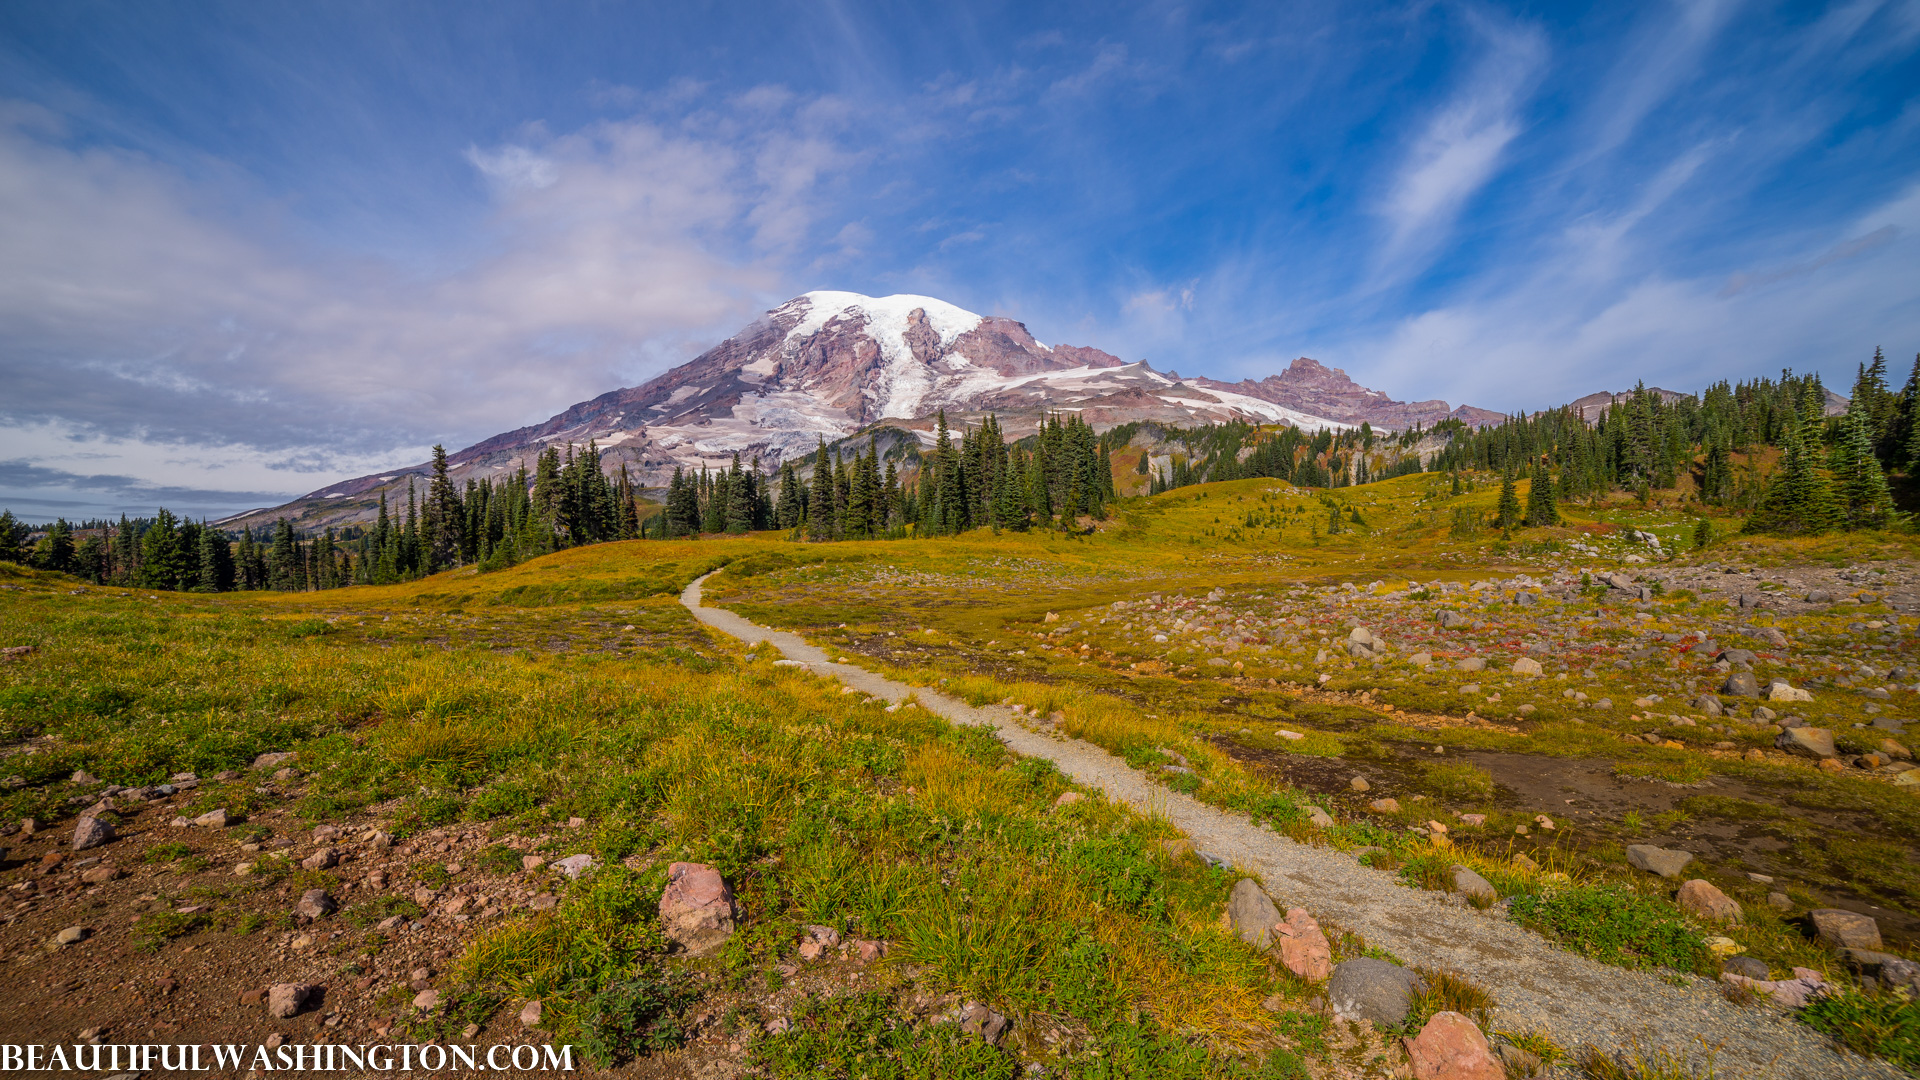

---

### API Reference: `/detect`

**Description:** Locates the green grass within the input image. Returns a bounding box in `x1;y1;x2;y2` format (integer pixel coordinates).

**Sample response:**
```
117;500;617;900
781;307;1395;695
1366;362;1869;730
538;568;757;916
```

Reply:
1801;989;1920;1073
1507;885;1711;974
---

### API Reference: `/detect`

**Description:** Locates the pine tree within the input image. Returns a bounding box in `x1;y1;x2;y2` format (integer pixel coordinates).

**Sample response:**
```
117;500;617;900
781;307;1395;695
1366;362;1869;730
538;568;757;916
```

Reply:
725;454;754;534
807;440;833;541
777;461;802;531
1830;411;1897;529
1523;466;1559;527
0;509;21;563
1495;471;1522;530
1745;422;1840;536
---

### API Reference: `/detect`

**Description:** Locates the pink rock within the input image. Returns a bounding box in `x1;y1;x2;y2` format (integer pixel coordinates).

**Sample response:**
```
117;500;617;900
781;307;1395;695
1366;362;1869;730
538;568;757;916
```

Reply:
1404;1011;1504;1080
1676;879;1741;924
847;939;887;962
658;862;737;956
1276;907;1332;981
1720;968;1828;1008
1458;814;1486;826
797;925;839;961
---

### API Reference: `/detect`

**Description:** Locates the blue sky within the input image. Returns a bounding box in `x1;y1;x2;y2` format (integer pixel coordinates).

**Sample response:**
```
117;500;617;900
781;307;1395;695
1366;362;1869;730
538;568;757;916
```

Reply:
2;0;1917;520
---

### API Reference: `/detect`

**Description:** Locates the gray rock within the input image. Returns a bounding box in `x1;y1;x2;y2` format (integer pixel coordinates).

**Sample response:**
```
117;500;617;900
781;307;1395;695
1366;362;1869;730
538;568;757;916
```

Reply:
1722;955;1769;980
1693;695;1723;717
1327;958;1423;1026
1625;845;1693;878
553;853;596;878
1807;589;1833;604
294;889;335;920
1515;591;1540;606
959;1003;1010;1045
1810;909;1882;950
1717;649;1758;667
266;983;312;1019
1775;727;1837;759
1844;949;1920;992
193;808;230;828
71;816;114;851
1450;865;1497;901
1439;611;1469;629
1227;878;1283;948
54;926;89;945
1457;657;1486;672
1767;891;1793;911
1721;671;1761;698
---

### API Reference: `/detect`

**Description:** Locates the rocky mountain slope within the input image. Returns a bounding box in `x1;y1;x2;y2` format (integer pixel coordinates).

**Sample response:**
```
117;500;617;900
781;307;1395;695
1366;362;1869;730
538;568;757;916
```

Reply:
226;291;1488;531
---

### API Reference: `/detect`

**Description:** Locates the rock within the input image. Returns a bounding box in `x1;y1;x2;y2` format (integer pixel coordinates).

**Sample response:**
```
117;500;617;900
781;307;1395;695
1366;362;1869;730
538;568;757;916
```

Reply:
1369;798;1401;813
1676;879;1742;924
252;752;293;770
413;988;441;1011
1307;806;1335;829
1723;955;1769;980
71;817;114;851
1881;739;1911;760
1718;648;1759;667
1328;958;1423;1026
1753;706;1778;722
797;925;841;960
193;808;230;828
1495;1044;1542;1076
519;999;543;1027
1458;814;1486;826
1721;671;1761;698
1456;657;1486;672
1810;909;1882;950
1409;652;1432;667
1768;682;1814;703
1767;891;1793;911
552;854;595;879
80;864;122;884
1227;878;1284;949
1807;589;1833;604
658;862;738;956
266;984;312;1019
1845;949;1920;992
1450;865;1497;902
1440;611;1469;629
1775;727;1837;759
1511;657;1543;677
521;856;547;871
1693;695;1723;716
1054;791;1086;806
959;1003;1010;1045
54;926;89;945
1405;1011;1503;1080
1511;853;1538;872
294;889;335;920
1625;845;1693;878
1349;776;1371;792
300;848;338;871
1275;907;1331;981
1721;967;1829;1008
1349;627;1376;646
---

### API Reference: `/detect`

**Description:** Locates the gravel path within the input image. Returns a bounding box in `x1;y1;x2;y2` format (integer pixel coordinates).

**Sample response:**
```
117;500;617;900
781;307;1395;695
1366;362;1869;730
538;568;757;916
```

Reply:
683;574;1895;1079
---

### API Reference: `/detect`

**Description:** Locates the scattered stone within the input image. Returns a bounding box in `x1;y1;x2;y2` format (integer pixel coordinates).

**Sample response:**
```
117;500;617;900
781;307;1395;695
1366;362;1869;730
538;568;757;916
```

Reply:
1456;657;1486;672
1676;879;1742;924
1625;845;1693;878
1722;967;1829;1008
1768;682;1815;703
1722;671;1761;698
267;984;313;1019
1054;791;1086;806
252;752;293;770
1439;611;1468;629
1511;853;1538;872
54;926;89;945
519;999;543;1027
71;816;114;851
1349;776;1371;792
1328;958;1423;1026
300;847;338;871
521;856;547;872
413;989;440;1011
553;854;595;879
1881;739;1912;760
1694;695;1723;716
1810;909;1882;950
192;808;230;828
659;862;739;956
1767;891;1793;912
1775;727;1837;759
1275;907;1331;981
295;889;335;920
1227;879;1283;949
1511;657;1543;677
1723;955;1769;979
1450;865;1497;902
1369;798;1401;813
958;1003;1010;1045
797;925;841;960
1306;806;1335;829
1405;1011;1503;1080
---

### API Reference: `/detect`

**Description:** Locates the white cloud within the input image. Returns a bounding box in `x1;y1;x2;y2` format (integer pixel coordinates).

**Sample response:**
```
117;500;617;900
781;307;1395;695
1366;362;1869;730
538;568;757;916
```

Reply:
1376;18;1547;275
464;144;559;191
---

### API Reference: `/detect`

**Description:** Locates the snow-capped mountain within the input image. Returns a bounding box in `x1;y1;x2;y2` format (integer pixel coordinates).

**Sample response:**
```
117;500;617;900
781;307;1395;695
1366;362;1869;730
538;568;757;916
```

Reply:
229;291;1463;530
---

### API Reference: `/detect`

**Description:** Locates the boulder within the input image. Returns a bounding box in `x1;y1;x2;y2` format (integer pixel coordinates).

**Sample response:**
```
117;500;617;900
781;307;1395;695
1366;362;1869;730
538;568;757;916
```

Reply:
1717;648;1759;667
1806;589;1833;604
1440;611;1469;629
659;862;739;956
1456;657;1486;672
553;854;595;878
193;808;230;828
266;983;313;1019
1768;682;1814;703
1882;739;1912;760
1810;909;1882;951
1349;627;1376;646
1722;955;1769;980
1227;878;1283;949
1676;879;1741;924
958;1003;1010;1045
1450;865;1497;902
1275;907;1331;981
1405;1012;1504;1080
1693;695;1723;717
1370;798;1402;813
1328;958;1423;1026
1349;776;1371;792
300;847;338;871
1775;727;1836;759
1721;672;1761;698
295;889;335;920
1511;657;1543;677
71;816;114;852
1408;652;1433;667
518;999;544;1028
1625;845;1693;878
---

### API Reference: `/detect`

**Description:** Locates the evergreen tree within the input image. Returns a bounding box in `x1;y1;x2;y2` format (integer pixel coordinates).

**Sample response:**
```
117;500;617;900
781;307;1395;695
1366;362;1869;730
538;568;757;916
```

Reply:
139;510;187;589
725;454;754;534
807;440;833;541
777;461;803;531
1494;471;1522;530
36;518;75;575
0;509;21;564
425;444;462;571
1523;466;1559;527
1829;411;1897;529
1745;423;1840;536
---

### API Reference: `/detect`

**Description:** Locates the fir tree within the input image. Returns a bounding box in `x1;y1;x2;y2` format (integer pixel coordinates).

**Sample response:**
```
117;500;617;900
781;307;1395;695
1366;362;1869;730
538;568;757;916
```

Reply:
1523;466;1559;527
0;509;24;563
1745;423;1840;536
808;440;833;541
1829;411;1897;529
1494;471;1522;530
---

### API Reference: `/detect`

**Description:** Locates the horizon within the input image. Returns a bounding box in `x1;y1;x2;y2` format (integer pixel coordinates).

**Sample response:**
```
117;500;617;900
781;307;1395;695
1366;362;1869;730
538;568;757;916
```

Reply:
2;1;1917;520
